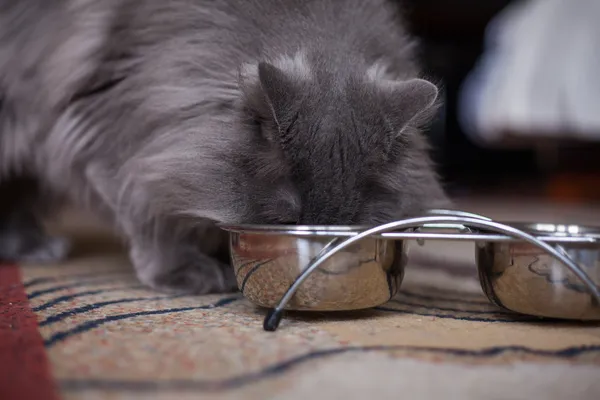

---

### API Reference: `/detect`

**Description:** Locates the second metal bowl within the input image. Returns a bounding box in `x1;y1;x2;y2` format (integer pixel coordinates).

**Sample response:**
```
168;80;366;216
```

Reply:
477;222;600;320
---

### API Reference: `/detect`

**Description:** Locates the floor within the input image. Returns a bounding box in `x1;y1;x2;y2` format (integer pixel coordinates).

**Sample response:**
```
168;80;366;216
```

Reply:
1;196;600;400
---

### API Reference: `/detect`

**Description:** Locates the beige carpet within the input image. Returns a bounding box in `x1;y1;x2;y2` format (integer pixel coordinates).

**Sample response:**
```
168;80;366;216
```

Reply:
2;198;600;400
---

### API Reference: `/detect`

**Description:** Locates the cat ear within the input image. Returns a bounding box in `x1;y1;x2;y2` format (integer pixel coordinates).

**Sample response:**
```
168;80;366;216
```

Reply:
379;78;439;132
239;59;306;135
256;62;298;132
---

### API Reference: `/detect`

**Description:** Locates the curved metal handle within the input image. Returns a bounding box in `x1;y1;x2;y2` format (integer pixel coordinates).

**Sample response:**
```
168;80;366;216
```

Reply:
416;209;493;234
263;215;600;331
426;209;493;221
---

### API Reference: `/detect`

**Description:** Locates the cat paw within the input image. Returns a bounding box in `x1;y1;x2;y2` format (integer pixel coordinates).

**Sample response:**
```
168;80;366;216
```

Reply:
0;235;71;264
130;245;237;295
19;236;71;264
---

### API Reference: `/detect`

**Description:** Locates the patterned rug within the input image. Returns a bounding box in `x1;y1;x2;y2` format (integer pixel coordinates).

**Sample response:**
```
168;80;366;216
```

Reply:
2;199;600;400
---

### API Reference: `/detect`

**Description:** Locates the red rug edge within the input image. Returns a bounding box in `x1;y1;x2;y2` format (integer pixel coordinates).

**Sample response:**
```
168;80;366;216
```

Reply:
0;265;61;400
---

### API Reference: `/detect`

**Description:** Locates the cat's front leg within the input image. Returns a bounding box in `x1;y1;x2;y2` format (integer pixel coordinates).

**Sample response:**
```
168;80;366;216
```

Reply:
127;223;237;295
84;162;237;294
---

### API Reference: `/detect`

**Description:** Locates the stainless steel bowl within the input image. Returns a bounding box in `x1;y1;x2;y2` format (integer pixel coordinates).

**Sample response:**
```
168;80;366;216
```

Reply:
221;211;600;331
476;222;600;320
220;225;406;311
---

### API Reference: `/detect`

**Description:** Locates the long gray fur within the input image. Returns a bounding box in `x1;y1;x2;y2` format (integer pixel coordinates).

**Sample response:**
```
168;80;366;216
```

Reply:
0;0;449;294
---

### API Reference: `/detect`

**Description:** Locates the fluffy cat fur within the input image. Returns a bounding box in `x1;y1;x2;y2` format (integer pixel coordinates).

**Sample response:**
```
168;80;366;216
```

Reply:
0;0;449;294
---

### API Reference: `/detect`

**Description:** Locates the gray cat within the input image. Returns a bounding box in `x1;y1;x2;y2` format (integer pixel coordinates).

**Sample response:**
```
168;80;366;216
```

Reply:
0;0;449;294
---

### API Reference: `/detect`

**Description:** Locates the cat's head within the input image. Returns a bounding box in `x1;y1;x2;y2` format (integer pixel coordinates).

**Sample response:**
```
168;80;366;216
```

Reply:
235;52;450;225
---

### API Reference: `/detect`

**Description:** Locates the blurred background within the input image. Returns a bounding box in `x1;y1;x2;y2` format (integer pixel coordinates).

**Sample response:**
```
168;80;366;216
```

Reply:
400;0;600;214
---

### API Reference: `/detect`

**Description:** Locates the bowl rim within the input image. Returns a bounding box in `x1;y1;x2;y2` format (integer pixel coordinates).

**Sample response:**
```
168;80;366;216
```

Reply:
219;221;600;240
502;222;600;238
218;224;370;236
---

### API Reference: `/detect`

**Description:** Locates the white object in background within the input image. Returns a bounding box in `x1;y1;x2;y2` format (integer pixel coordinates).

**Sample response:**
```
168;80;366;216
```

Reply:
459;0;600;146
